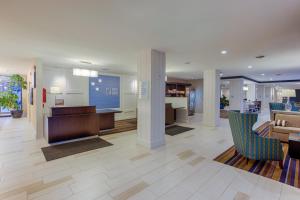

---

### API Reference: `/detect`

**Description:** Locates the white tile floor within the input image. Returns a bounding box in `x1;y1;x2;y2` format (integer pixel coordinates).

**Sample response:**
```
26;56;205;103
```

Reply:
0;114;299;200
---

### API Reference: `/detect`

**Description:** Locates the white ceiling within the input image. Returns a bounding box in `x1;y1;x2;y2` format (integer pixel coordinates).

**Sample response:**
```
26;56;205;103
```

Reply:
0;0;300;80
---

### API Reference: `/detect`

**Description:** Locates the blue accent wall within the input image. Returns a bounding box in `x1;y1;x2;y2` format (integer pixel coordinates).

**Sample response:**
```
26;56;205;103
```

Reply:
89;75;120;109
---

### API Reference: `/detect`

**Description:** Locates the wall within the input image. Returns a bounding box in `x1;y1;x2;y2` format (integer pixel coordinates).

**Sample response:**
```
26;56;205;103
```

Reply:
43;67;89;111
27;59;44;139
43;66;137;120
229;79;244;111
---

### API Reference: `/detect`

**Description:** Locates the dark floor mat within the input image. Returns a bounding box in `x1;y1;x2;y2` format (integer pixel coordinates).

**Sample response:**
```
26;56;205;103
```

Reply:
41;137;113;161
165;125;194;136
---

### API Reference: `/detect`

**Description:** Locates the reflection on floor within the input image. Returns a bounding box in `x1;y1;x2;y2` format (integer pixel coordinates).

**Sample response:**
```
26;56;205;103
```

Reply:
100;118;137;135
0;114;300;200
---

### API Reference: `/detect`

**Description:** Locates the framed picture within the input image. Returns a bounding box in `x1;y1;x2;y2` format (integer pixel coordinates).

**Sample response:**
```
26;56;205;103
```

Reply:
33;66;36;88
30;88;34;105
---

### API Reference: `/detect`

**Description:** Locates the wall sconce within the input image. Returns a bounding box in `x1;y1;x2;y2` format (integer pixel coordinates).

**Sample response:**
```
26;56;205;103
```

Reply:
131;80;138;94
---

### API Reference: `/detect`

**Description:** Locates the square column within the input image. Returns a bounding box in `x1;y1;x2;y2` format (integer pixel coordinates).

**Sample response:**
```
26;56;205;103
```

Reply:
137;49;166;149
203;69;220;127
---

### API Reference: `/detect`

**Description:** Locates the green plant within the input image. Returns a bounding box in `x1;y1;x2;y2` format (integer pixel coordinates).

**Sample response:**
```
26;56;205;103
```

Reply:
9;74;27;90
220;95;229;107
0;91;19;110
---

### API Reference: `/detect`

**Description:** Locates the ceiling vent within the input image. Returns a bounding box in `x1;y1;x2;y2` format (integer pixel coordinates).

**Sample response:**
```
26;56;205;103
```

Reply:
256;55;265;59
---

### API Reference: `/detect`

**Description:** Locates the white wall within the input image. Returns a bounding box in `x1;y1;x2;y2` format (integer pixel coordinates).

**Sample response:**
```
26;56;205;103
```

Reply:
27;59;44;139
43;67;137;120
229;79;244;111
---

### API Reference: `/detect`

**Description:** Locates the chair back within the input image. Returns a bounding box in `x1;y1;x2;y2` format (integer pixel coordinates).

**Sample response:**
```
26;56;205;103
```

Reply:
228;111;258;154
269;102;285;111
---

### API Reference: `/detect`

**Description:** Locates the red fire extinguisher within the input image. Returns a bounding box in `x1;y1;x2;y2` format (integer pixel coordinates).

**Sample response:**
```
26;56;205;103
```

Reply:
42;88;46;107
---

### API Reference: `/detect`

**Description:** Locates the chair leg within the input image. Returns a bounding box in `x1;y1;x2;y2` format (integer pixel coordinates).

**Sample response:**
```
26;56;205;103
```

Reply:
246;158;249;164
234;150;238;156
279;160;283;169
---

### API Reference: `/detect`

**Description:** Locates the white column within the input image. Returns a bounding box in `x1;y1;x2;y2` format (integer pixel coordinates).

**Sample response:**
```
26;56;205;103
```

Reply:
137;49;166;149
229;79;244;111
35;59;44;139
203;69;220;127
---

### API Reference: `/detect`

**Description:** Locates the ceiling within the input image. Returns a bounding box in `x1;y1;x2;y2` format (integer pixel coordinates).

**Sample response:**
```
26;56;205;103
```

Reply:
0;0;300;80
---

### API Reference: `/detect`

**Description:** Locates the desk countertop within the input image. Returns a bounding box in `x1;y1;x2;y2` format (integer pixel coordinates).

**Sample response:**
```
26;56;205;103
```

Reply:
96;109;122;114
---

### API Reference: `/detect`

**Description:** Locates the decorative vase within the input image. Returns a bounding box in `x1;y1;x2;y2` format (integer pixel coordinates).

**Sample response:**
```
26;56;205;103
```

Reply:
11;110;23;118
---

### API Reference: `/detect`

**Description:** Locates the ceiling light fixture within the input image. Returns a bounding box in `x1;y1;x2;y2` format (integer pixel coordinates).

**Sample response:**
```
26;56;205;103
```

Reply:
219;73;223;76
248;65;253;69
185;62;191;65
80;60;93;65
260;73;265;76
221;50;227;55
73;68;98;77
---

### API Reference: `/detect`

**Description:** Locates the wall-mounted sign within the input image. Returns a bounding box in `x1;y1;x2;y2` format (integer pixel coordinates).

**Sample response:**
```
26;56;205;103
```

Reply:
89;75;120;109
138;80;149;100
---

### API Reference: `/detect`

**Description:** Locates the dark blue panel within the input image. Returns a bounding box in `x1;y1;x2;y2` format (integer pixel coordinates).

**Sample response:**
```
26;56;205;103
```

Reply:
89;75;120;109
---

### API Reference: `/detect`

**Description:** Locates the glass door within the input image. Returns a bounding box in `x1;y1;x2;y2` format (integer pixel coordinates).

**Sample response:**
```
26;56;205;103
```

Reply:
0;76;22;116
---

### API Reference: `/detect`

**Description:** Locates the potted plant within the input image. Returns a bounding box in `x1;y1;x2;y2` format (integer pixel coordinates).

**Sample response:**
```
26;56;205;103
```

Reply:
220;95;229;109
0;74;27;118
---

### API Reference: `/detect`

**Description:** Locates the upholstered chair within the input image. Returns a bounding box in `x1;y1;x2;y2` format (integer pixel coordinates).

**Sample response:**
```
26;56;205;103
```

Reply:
228;111;284;168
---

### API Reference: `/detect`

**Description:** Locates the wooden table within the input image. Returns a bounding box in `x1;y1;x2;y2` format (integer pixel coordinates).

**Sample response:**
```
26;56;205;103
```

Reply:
288;133;300;159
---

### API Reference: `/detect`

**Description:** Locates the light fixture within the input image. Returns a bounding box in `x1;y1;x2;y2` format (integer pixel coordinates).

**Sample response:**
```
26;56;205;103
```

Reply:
243;86;249;91
165;75;168;82
270;78;273;81
131;80;138;93
260;73;265;76
219;73;223;76
91;82;95;86
248;65;253;69
95;87;99;91
185;62;191;65
98;78;102;83
73;68;98;77
221;50;227;55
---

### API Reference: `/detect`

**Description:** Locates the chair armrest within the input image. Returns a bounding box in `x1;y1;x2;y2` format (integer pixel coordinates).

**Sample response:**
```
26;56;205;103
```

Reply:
255;135;284;161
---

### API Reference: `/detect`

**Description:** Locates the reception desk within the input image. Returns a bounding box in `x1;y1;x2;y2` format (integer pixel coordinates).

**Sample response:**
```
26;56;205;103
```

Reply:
44;106;122;143
97;109;122;130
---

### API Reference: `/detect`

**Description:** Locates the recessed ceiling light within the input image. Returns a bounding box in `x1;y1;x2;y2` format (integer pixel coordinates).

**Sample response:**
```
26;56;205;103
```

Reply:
248;65;253;69
221;50;227;55
219;73;223;76
261;73;265;76
185;62;191;65
270;78;273;81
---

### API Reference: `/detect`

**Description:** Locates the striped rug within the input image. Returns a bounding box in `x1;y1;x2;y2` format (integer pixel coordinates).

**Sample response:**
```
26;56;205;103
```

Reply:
214;122;300;189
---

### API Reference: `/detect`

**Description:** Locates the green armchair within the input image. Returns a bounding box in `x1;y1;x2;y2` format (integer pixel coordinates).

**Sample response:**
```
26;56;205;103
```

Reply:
228;111;284;168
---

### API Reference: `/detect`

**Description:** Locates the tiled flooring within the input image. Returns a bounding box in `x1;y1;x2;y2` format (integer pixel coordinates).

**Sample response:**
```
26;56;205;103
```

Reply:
0;114;300;200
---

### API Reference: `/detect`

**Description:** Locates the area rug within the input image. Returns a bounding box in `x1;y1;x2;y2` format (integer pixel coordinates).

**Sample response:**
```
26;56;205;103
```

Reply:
42;137;113;161
214;122;300;189
165;125;194;136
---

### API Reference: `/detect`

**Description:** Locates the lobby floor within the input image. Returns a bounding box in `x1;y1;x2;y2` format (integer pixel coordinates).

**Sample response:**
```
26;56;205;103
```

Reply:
0;114;300;200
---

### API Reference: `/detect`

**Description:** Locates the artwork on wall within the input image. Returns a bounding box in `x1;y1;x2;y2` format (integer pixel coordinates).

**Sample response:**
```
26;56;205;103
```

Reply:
30;88;34;105
33;66;36;88
89;75;120;109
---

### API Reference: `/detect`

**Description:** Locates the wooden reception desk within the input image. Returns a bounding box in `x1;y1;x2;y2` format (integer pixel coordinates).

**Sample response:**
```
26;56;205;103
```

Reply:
45;106;122;143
